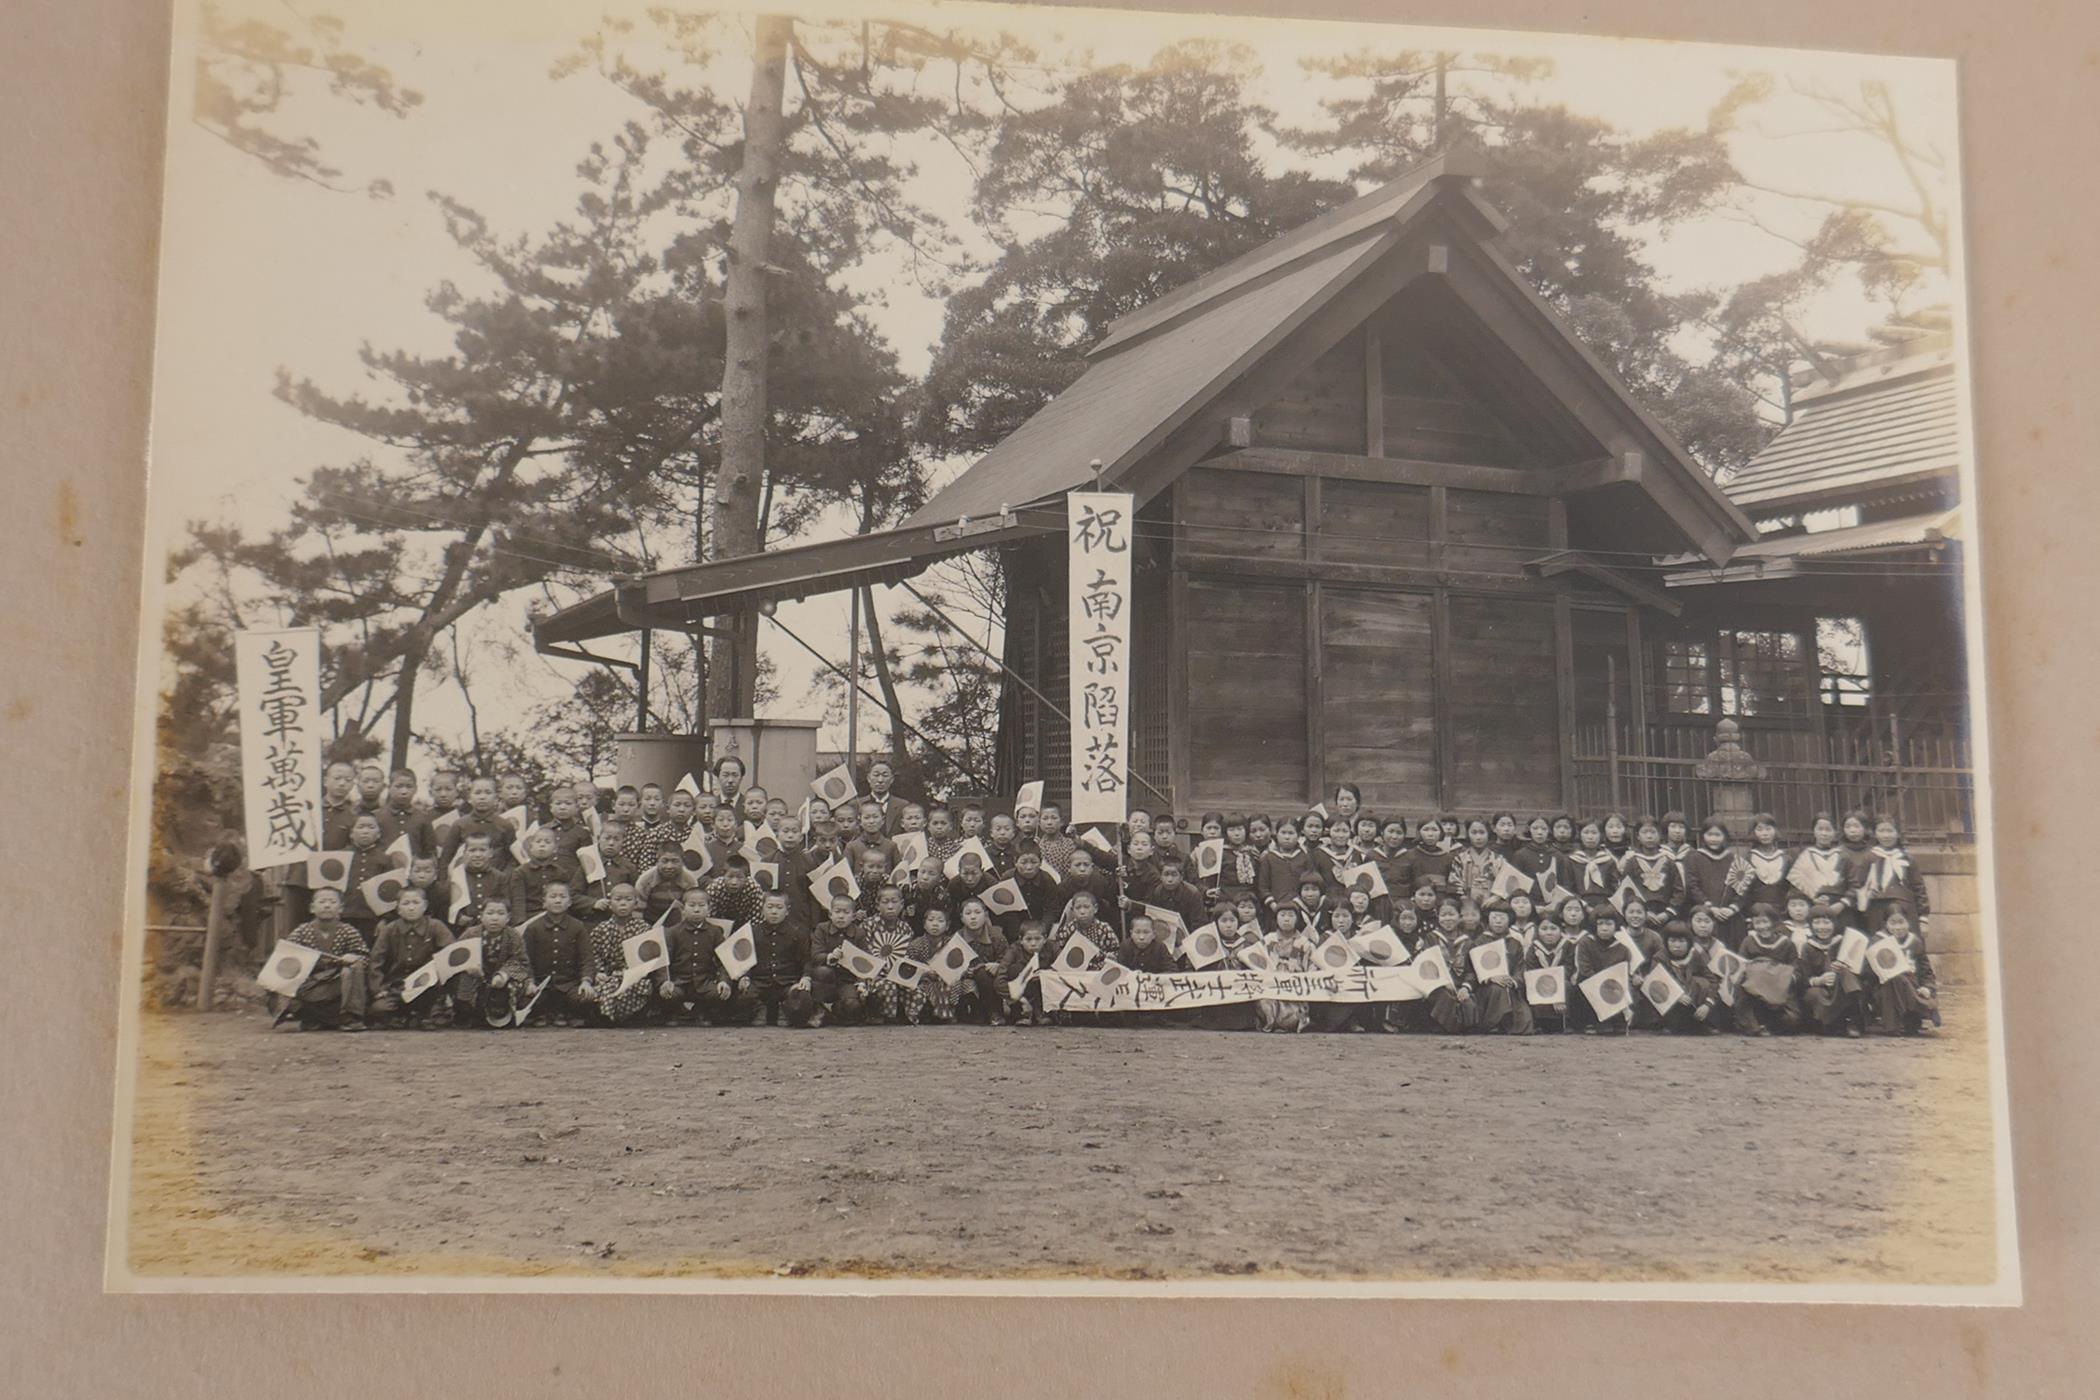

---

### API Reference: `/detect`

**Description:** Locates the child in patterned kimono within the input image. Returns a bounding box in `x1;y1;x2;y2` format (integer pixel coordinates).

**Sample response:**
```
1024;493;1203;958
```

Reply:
370;885;452;1028
857;883;922;1024
521;880;591;1026
598;786;648;890
1736;903;1802;1034
907;907;962;1023
1524;915;1576;1033
578;885;657;1026
1447;819;1503;904
1796;902;1866;1037
453;896;533;1027
1032;803;1075;880
280;887;374;1031
1649;921;1723;1034
1256;910;1314;1034
1866;907;1941;1035
1863;816;1931;934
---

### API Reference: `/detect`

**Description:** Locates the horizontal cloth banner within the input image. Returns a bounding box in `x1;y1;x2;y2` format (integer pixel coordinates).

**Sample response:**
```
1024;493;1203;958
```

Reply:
1039;966;1430;1014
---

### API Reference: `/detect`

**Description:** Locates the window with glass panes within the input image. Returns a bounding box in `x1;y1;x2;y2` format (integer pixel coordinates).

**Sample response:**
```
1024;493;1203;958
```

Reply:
1719;630;1810;718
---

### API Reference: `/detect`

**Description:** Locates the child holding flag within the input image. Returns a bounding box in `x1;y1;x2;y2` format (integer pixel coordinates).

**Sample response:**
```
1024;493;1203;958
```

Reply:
452;896;533;1028
808;893;873;1027
997;921;1051;1026
578;884;657;1025
1649;921;1723;1034
1864;907;1940;1035
1795;902;1867;1037
952;898;1010;1025
1737;903;1802;1034
370;885;452;1029
1523;914;1576;1034
280;886;375;1031
1256;909;1315;1034
1572;905;1635;1035
522;880;592;1027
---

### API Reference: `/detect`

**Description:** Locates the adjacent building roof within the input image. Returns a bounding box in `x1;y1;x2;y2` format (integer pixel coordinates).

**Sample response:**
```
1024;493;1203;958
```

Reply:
1721;339;1961;516
1663;506;1960;587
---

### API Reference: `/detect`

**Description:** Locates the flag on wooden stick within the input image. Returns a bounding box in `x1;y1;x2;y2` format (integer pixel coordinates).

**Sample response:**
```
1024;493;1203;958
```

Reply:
1489;861;1532;902
943;836;992;879
1053;931;1102;973
502;806;531;863
1865;935;1915;980
1580;963;1632;1020
1338;861;1387;899
358;867;407;916
306;851;352;892
1014;780;1045;813
927;933;978;986
257;940;323;997
436;937;483;982
1308;935;1357;972
384;834;414;869
1640;964;1688;1016
1468;938;1511;982
1524;965;1567;1007
1191;839;1224;881
807;857;860;907
1613;928;1649;971
1835;927;1872;974
680;825;714;878
1411;944;1453;994
810;762;857;808
576;843;607;886
836;941;883;981
1079;827;1116;857
1348;922;1409;967
1137;903;1189;953
400;957;444;1005
715;923;758;980
981;878;1029;918
675;771;703;800
1235;941;1273;973
892;830;929;876
884;957;928;990
446;845;472;923
616;920;673;995
1182;923;1226;969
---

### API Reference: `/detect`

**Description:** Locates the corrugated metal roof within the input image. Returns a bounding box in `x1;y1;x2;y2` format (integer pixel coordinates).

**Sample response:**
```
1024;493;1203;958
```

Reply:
1731;506;1962;560
1723;347;1960;513
901;229;1393;529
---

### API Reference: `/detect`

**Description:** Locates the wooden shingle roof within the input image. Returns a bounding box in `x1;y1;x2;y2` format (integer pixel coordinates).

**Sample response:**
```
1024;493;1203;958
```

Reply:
1722;342;1961;516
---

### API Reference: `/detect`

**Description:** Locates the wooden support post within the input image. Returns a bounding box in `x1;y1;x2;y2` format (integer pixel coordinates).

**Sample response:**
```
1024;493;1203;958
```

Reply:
1605;652;1622;812
635;629;652;733
1364;328;1385;458
1428;485;1453;809
1302;475;1323;806
1549;498;1575;805
196;873;228;1013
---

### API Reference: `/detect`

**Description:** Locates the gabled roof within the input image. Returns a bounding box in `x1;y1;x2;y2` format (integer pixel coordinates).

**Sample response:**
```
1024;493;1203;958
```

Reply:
1722;341;1961;516
905;153;1754;561
1662;507;1960;588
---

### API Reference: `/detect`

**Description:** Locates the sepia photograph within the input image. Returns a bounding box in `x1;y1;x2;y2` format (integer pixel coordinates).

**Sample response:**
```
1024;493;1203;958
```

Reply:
109;0;2015;1298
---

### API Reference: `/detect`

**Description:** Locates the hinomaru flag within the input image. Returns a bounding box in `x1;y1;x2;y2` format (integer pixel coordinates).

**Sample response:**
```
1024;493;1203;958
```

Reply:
680;825;714;878
502;807;531;863
1014;780;1045;813
715;923;758;980
981;877;1029;918
384;833;414;869
1524;965;1567;1007
1410;943;1454;993
1705;943;1747;982
1612;928;1649;971
743;821;781;859
436;936;483;982
810;762;857;808
891;830;928;875
1580;963;1632;1020
1078;826;1117;858
306;851;353;892
808;857;860;907
1235;940;1273;973
1865;934;1915;980
1052;930;1102;973
836;940;884;980
1137;902;1189;953
943;836;993;879
257;939;324;997
358;867;408;916
616;920;673;995
1182;922;1226;969
234;627;323;869
740;847;781;892
1640;964;1688;1016
1006;952;1040;1001
1094;962;1131;992
927;932;979;986
400;956;445;1004
884;957;929;989
1468;937;1511;982
1348;922;1409;967
1835;926;1872;975
1607;877;1643;917
576;843;608;886
1337;861;1388;900
1191;838;1225;881
675;770;703;800
1310;935;1358;972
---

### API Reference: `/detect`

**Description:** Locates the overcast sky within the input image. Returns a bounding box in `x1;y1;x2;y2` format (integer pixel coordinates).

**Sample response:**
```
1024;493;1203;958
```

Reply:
145;0;1961;767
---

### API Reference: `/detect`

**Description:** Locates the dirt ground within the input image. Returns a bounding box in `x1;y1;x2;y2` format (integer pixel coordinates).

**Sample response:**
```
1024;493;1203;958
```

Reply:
121;988;2001;1286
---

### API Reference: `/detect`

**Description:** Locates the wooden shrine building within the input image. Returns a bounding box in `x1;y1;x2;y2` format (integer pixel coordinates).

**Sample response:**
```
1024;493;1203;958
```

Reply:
533;152;1976;842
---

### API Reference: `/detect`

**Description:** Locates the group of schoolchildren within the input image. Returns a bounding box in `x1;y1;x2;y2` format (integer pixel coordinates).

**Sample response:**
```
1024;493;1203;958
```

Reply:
274;757;1942;1042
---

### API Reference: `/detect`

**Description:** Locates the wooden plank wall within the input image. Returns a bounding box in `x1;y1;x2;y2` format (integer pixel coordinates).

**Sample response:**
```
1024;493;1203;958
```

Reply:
1320;587;1437;809
1446;595;1562;810
1183;575;1310;804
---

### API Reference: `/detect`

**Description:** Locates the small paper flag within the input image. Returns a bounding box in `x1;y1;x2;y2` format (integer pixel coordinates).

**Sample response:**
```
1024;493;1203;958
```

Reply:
1489;861;1532;902
1182;923;1226;969
437;937;483;982
1865;935;1915;980
616;923;672;996
715;923;758;979
1311;935;1358;972
1192;839;1225;881
502;806;531;863
928;932;978;986
1235;941;1273;973
1095;962;1129;991
884;957;928;989
1788;850;1835;899
1640;965;1687;1015
400;958;443;1004
1524;966;1566;1007
808;857;861;906
681;826;714;878
892;830;929;874
1411;944;1453;993
432;808;460;835
742;821;781;859
1607;877;1643;917
1338;861;1388;899
1835;926;1872;975
1138;902;1189;952
836;941;883;980
384;833;414;869
1054;931;1102;972
810;762;858;807
257;940;323;997
742;851;781;892
576;844;607;885
981;877;1028;916
1348;923;1409;967
359;867;407;916
675;771;703;799
1580;963;1631;1019
1006;953;1040;1001
1014;780;1045;812
943;836;992;879
1079;827;1116;856
306;851;353;892
1307;802;1330;820
1613;928;1649;971
1705;944;1746;981
1535;874;1573;910
1468;938;1511;982
446;845;471;923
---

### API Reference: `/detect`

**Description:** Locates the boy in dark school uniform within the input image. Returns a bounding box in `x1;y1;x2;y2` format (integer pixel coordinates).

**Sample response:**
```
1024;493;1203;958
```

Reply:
377;768;439;859
338;812;395;943
369;886;452;1028
846;800;902;875
1134;855;1210;939
807;893;873;1027
999;845;1061;943
448;832;508;927
1054;846;1124;936
984;812;1022;877
506;826;584;923
538;786;596;867
944;847;997;923
998;922;1052;1025
444;777;519;870
660;887;738;1025
521;879;592;1026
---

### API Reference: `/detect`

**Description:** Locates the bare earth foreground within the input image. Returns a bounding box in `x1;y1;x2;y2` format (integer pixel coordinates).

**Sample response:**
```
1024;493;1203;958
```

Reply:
123;989;1999;1286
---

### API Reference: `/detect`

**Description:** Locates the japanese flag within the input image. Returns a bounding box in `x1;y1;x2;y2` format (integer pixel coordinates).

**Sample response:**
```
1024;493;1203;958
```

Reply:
1006;952;1041;1002
741;849;781;892
502;806;530;861
1607;877;1643;917
808;857;860;907
1580;963;1632;1020
836;941;883;981
1138;902;1189;953
680;826;714;878
1053;930;1102;973
257;940;323;997
1524;965;1566;1007
1613;928;1649;971
1348;922;1409;967
446;844;471;923
1410;943;1454;994
1489;861;1532;902
576;843;607;886
1311;935;1359;972
743;821;781;859
1640;964;1688;1016
1094;962;1130;992
892;830;929;875
1182;923;1226;969
1079;826;1117;857
884;957;928;990
1014;780;1045;813
927;932;979;986
1191;839;1225;881
810;762;857;808
1338;861;1388;899
675;771;703;800
306;851;353;892
1788;850;1835;900
359;867;407;916
1705;944;1747;982
1835;927;1872;975
436;937;483;982
981;877;1029;918
1235;941;1274;973
400;957;444;1004
1865;934;1915;980
384;833;414;869
432;808;461;837
1307;802;1330;821
1535;874;1574;911
1468;938;1511;982
715;923;758;980
616;920;673;995
943;836;992;879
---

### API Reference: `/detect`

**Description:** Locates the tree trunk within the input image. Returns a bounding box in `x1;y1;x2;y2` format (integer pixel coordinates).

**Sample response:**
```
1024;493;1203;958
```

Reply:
389;638;426;769
859;585;911;766
707;15;792;720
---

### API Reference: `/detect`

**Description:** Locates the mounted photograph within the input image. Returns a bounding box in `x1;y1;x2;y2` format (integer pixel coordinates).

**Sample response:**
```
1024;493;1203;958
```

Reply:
110;0;2014;1298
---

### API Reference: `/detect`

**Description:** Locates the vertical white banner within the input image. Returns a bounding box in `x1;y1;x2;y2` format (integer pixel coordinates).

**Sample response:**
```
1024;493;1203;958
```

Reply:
1067;491;1134;826
234;627;325;869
